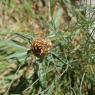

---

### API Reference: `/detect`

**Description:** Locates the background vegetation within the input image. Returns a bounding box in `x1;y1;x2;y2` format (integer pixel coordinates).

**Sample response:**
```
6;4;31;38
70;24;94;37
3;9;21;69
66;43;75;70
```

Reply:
0;0;95;95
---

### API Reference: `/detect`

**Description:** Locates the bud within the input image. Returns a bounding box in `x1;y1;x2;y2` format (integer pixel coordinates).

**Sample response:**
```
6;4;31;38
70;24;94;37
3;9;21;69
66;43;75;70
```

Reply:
31;38;52;58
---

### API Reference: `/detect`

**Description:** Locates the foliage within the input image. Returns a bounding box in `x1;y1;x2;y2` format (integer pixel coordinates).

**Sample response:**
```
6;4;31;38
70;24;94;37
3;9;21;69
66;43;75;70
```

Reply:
0;0;95;95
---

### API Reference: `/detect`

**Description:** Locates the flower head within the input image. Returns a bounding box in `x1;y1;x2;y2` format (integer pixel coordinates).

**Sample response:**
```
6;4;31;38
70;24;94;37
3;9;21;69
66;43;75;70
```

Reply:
31;38;52;58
